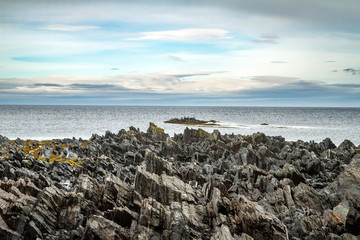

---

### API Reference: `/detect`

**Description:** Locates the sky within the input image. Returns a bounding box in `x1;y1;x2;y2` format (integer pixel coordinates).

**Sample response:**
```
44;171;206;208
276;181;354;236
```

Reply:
1;0;360;106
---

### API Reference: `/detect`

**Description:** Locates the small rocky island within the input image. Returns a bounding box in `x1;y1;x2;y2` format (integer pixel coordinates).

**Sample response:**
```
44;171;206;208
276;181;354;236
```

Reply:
164;117;219;126
0;123;359;239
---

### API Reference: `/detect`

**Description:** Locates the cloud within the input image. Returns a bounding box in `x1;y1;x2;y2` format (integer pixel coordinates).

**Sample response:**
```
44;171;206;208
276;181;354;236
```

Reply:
251;76;298;84
3;0;360;35
161;55;185;61
160;70;224;78
252;39;277;44
12;57;49;63
0;83;19;90
331;83;360;88
260;33;279;39
0;74;303;98
127;29;231;41
270;61;289;64
343;68;360;75
1;74;359;106
38;24;100;31
231;80;360;103
252;33;279;44
33;83;63;87
69;84;116;89
68;84;130;91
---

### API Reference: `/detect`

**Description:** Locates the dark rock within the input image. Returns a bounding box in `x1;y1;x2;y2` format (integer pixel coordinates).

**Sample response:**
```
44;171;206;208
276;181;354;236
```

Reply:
165;117;218;126
0;124;359;239
84;215;130;240
293;183;324;211
134;167;196;205
231;194;288;240
340;233;359;240
147;122;168;142
104;207;133;228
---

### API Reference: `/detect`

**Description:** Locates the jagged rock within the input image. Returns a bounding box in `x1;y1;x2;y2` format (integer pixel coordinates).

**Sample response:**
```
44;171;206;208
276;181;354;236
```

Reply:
328;233;342;240
84;215;130;240
0;124;359;239
211;224;234;240
231;194;288;240
340;233;359;240
293;183;324;211
289;214;323;239
77;174;102;203
0;225;21;240
134;167;196;205
282;184;295;209
275;163;305;185
183;127;210;142
145;149;178;176
238;233;254;240
147;123;168;142
102;173;133;210
104;206;134;228
337;154;360;202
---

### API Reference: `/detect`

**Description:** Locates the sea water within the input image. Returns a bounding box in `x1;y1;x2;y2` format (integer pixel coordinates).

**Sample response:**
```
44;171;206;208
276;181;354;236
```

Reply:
0;105;359;146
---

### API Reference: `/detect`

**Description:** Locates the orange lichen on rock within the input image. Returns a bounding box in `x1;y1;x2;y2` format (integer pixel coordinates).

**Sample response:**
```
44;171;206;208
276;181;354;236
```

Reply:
81;141;89;148
1;139;83;168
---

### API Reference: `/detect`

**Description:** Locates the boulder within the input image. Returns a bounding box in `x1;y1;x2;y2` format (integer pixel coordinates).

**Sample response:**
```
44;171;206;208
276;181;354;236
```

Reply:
231;194;288;240
84;215;130;240
293;183;324;211
134;167;196;205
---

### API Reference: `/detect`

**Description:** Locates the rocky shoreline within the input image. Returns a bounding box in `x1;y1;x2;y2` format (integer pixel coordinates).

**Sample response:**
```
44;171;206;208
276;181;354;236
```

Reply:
0;123;359;240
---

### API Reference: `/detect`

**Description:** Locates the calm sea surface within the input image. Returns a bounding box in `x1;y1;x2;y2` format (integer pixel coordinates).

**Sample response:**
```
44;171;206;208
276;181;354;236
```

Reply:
0;105;359;146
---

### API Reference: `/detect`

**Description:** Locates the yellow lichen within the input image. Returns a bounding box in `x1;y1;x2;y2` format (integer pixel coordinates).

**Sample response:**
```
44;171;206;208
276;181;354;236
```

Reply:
81;141;88;148
3;138;83;167
149;123;164;133
198;128;209;137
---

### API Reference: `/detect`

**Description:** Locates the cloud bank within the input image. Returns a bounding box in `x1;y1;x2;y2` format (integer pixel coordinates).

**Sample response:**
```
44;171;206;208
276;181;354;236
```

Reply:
0;73;359;106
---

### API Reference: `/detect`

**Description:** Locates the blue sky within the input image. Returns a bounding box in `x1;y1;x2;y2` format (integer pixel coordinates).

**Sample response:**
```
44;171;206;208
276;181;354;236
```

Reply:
1;0;360;106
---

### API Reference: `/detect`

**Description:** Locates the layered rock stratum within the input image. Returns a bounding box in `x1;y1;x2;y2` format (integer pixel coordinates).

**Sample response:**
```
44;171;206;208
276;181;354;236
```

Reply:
0;123;359;240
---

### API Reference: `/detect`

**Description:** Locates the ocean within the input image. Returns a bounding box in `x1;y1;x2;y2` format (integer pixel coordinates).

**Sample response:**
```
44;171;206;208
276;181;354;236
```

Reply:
0;105;359;146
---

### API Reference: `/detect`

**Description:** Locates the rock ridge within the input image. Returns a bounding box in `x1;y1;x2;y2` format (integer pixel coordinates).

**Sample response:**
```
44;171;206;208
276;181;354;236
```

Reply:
0;123;359;239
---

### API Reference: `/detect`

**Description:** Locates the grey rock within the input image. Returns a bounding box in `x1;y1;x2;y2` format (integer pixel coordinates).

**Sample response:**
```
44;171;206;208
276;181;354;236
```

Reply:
84;215;130;240
0;124;359;239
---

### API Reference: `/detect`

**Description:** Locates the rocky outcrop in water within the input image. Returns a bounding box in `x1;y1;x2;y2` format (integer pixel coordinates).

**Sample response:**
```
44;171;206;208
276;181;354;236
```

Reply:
164;117;218;126
0;124;359;239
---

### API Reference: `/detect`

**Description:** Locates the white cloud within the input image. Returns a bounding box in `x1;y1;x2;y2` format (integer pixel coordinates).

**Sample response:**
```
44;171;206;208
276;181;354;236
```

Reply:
38;24;100;31
127;29;231;41
0;72;299;95
159;70;225;77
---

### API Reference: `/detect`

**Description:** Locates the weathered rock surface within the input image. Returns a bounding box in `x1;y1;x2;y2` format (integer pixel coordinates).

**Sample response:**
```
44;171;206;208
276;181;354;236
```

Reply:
0;123;359;239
